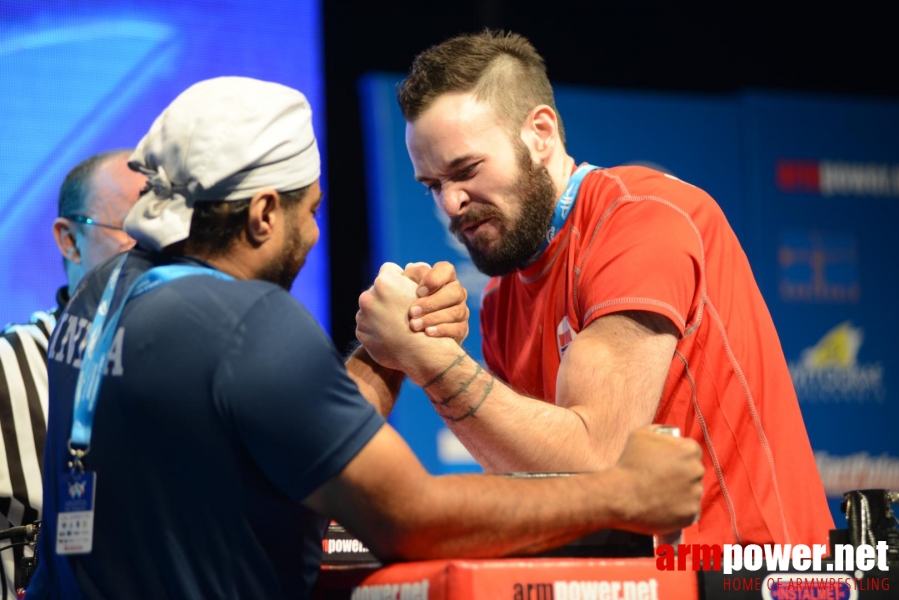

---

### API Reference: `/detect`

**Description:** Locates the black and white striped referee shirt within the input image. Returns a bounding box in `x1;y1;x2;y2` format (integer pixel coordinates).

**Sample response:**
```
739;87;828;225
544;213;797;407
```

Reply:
0;288;65;596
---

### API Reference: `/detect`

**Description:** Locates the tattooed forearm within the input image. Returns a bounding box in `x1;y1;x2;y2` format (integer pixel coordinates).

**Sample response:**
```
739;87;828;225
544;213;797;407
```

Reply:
445;377;494;422
422;353;495;422
436;364;483;406
422;354;465;388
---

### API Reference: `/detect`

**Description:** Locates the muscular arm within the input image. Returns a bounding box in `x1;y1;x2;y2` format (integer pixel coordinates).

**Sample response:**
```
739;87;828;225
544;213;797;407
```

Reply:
303;423;703;562
402;311;677;472
555;311;679;467
357;265;679;472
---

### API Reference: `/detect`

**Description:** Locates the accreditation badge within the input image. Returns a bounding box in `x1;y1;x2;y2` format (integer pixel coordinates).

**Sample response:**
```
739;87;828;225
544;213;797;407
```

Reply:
56;471;97;555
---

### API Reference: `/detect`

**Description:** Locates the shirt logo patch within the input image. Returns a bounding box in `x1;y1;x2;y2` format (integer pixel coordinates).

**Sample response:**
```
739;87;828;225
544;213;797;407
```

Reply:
557;316;578;358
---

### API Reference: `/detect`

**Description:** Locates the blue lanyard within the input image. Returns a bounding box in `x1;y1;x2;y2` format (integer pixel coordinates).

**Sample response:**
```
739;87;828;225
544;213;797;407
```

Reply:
534;163;600;259
70;254;233;451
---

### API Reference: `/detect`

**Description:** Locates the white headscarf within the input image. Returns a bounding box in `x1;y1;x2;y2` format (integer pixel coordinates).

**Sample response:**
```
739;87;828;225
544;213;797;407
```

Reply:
124;76;321;251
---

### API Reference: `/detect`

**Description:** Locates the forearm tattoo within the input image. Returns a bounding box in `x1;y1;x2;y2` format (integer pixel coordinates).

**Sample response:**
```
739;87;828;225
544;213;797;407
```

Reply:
422;354;464;388
436;364;482;406
445;378;494;422
425;354;495;422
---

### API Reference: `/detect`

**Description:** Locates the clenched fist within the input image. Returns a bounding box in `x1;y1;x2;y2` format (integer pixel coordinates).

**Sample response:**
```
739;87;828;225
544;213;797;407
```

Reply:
356;262;469;374
609;425;704;537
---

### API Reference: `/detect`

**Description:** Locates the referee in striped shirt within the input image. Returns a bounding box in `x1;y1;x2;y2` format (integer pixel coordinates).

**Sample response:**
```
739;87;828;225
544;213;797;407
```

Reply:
0;149;143;597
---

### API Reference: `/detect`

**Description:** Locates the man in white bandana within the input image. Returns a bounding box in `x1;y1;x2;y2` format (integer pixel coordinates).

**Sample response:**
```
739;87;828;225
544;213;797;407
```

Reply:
27;77;703;600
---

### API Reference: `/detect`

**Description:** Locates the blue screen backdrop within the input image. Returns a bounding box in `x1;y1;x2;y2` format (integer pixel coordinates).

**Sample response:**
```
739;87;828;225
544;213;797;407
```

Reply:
0;0;328;330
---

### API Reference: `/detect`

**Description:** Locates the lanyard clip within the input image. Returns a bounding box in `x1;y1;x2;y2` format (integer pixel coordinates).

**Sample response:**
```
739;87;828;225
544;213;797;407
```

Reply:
67;439;90;474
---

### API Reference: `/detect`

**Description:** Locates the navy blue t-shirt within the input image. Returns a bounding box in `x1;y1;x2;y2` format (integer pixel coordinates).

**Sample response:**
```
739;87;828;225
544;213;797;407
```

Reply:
29;249;384;599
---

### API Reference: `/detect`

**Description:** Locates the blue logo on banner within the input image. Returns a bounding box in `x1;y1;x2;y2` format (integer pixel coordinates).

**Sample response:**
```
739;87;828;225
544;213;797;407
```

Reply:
778;232;860;303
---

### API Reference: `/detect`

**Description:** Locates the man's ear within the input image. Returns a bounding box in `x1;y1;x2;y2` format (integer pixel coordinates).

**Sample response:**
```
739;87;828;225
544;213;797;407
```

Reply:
245;189;281;246
53;218;81;264
521;105;559;164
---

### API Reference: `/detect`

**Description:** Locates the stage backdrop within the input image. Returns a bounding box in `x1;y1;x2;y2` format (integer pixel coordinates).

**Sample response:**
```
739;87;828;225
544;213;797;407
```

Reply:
360;73;899;526
0;0;329;330
741;92;899;525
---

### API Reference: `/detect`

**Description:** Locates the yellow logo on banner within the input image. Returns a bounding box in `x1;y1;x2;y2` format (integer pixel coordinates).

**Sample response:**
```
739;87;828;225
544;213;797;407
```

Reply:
789;321;885;404
800;321;862;369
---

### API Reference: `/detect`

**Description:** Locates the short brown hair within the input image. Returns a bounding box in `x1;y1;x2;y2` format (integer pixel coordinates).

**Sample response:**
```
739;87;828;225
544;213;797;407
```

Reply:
397;30;565;145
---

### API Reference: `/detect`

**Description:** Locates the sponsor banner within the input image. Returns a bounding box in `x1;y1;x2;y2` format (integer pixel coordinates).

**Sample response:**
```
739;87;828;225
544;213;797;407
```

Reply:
321;522;379;566
320;554;894;599
778;232;860;304
777;159;899;198
741;92;899;525
349;558;694;600
815;452;899;498
790;322;886;404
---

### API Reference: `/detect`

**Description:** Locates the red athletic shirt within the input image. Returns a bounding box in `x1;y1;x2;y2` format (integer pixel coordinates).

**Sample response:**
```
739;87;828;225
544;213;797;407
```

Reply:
480;165;833;545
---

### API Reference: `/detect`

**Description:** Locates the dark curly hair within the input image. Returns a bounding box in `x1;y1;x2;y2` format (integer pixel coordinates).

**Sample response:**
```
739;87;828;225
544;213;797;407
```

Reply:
186;186;310;257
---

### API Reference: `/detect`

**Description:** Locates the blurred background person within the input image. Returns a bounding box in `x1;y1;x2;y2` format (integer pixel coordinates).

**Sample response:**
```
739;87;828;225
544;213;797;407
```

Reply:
0;150;141;597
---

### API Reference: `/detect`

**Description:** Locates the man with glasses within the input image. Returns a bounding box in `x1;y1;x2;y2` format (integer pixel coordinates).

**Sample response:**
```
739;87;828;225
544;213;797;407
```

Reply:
0;150;141;597
53;150;142;298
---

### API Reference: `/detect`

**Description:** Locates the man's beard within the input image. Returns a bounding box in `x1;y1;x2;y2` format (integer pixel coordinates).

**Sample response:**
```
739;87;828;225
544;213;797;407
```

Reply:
258;216;311;292
449;141;557;277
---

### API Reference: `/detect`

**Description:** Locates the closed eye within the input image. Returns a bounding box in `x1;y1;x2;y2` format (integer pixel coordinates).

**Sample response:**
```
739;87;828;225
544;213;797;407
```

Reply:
453;162;479;181
424;181;441;196
421;161;480;195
